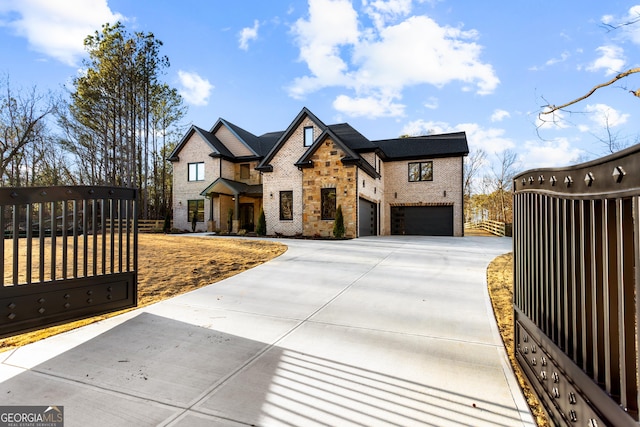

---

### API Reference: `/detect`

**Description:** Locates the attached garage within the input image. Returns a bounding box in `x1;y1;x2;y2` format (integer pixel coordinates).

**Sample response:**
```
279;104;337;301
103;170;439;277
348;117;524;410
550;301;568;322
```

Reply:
390;205;453;236
358;198;378;236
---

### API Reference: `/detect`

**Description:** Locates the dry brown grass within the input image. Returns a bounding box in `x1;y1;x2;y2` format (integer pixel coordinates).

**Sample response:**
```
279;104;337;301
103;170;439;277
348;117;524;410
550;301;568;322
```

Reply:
0;234;286;352
487;252;550;427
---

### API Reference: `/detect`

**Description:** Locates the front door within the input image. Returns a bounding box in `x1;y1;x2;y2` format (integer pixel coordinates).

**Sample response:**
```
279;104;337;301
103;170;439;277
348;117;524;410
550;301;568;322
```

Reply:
239;203;255;231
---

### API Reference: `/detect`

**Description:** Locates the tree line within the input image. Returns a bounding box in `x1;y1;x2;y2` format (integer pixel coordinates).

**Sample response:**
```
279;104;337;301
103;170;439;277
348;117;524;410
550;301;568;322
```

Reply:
0;22;186;220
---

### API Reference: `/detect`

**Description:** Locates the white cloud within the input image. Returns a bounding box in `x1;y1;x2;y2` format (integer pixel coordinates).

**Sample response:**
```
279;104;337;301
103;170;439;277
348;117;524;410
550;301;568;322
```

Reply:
424;96;438;109
400;120;514;155
289;1;499;117
545;51;570;66
363;0;412;28
0;0;123;66
604;6;640;45
583;103;629;129
587;45;626;75
289;0;359;98
520;138;583;169
333;93;404;117
178;71;214;106
491;109;510;122
239;20;260;51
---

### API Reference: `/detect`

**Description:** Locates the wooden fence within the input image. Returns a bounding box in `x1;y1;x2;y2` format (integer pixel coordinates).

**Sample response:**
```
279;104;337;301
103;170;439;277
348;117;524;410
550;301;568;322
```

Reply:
464;220;510;236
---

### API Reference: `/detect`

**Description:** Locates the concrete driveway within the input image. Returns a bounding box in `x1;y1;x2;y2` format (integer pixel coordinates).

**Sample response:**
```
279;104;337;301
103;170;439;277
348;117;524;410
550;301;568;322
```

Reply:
0;236;534;427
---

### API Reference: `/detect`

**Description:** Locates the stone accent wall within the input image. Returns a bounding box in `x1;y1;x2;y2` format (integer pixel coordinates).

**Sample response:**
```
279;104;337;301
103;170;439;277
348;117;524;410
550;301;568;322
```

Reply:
262;117;323;236
172;134;220;231
302;138;357;238
383;157;464;236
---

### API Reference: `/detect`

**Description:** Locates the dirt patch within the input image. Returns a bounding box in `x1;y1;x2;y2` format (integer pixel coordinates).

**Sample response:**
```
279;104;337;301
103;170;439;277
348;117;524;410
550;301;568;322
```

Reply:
487;252;550;427
0;235;286;352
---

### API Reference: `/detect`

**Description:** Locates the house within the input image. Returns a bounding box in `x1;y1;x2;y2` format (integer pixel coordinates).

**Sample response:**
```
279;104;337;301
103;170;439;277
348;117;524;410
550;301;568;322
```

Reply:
168;108;469;237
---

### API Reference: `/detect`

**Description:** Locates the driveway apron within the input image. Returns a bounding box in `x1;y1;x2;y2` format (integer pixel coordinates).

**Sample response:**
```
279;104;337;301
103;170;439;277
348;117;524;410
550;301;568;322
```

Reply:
0;236;535;427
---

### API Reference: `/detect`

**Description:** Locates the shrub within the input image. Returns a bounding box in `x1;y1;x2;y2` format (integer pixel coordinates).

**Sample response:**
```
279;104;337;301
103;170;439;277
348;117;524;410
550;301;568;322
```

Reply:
256;208;267;236
333;205;345;238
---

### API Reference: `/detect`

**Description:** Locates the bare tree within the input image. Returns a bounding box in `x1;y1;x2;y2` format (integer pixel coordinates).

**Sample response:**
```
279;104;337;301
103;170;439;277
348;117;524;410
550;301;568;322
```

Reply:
463;149;486;222
540;14;640;121
491;149;519;223
0;76;58;185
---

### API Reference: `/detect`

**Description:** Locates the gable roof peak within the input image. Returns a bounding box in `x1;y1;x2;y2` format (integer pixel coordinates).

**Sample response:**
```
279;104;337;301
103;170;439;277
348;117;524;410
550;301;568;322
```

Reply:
256;107;328;170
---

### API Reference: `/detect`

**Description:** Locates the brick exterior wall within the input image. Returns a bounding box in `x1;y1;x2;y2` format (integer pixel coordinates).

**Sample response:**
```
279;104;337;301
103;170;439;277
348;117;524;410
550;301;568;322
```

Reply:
173;113;466;237
262;117;323;236
383;157;464;236
172;133;220;231
302;138;358;238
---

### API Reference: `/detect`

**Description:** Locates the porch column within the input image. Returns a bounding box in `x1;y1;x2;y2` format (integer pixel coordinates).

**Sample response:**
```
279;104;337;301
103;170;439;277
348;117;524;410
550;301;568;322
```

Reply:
207;195;215;232
233;192;240;233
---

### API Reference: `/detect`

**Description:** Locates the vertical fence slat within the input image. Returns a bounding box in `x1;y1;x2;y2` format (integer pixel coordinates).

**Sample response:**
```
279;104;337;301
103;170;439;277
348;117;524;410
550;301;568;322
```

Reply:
0;206;3;285
26;203;32;285
92;199;97;276
110;199;115;274
569;199;577;362
38;202;45;282
634;196;640;418
83;199;88;277
62;201;68;279
73;200;79;278
101;199;106;275
50;201;56;282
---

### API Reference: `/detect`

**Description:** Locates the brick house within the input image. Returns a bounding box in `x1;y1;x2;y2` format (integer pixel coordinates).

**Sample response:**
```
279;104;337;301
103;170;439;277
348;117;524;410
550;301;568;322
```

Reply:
168;107;469;237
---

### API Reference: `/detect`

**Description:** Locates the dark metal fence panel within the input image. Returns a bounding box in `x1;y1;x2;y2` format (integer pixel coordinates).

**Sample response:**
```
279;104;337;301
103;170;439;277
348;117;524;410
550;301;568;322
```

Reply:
513;144;640;426
0;186;138;338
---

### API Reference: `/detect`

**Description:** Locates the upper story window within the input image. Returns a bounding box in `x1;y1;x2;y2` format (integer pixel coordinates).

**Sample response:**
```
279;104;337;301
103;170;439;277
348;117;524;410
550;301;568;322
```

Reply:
240;163;250;180
188;162;205;181
408;161;433;182
304;126;314;147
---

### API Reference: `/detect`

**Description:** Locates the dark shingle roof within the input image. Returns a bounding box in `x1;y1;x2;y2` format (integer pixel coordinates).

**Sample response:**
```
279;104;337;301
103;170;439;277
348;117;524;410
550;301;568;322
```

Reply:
326;123;377;152
373;132;469;160
256;131;284;156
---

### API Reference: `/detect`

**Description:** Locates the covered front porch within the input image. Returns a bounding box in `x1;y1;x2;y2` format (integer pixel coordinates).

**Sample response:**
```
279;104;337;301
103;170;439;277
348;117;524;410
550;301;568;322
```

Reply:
200;177;263;233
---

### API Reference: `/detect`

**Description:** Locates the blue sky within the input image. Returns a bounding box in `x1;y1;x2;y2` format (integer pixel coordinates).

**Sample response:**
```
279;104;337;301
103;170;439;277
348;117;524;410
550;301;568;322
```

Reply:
2;0;640;180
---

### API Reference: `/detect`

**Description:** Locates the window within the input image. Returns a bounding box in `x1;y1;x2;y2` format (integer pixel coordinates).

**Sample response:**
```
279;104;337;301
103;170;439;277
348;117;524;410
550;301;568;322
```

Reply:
240;163;250;180
408;161;433;182
188;162;204;181
279;191;293;220
304;126;314;147
321;188;336;220
187;200;205;222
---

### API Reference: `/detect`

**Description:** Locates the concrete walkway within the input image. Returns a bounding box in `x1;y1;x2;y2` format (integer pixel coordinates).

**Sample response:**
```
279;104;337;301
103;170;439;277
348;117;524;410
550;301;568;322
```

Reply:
0;236;535;427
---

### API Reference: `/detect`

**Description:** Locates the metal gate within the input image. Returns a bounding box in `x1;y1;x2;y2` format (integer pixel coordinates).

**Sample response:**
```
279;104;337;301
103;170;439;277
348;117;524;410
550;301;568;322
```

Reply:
0;186;138;338
513;145;640;426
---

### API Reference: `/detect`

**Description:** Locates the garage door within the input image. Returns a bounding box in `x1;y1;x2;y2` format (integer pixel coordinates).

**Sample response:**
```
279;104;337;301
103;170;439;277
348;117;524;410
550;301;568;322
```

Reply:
391;206;453;236
359;198;377;236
